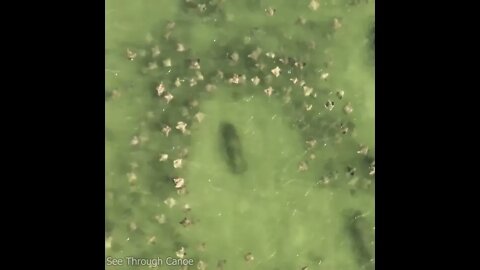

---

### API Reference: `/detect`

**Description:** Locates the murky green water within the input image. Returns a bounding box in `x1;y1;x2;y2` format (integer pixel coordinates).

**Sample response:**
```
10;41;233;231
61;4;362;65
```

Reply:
106;1;374;269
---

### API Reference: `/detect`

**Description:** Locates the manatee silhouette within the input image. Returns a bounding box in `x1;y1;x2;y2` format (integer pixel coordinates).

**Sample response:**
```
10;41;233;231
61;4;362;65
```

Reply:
219;122;247;174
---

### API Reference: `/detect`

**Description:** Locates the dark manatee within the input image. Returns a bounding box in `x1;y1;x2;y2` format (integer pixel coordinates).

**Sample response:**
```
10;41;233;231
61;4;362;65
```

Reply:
105;89;112;101
370;19;375;61
105;217;114;235
344;210;375;270
372;23;375;50
219;122;247;174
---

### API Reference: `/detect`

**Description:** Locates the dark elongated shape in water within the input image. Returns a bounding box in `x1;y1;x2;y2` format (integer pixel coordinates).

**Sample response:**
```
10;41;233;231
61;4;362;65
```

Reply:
345;210;375;270
219;122;247;174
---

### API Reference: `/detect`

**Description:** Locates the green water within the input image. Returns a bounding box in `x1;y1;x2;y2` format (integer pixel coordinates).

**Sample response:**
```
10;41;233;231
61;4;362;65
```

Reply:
106;0;374;269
